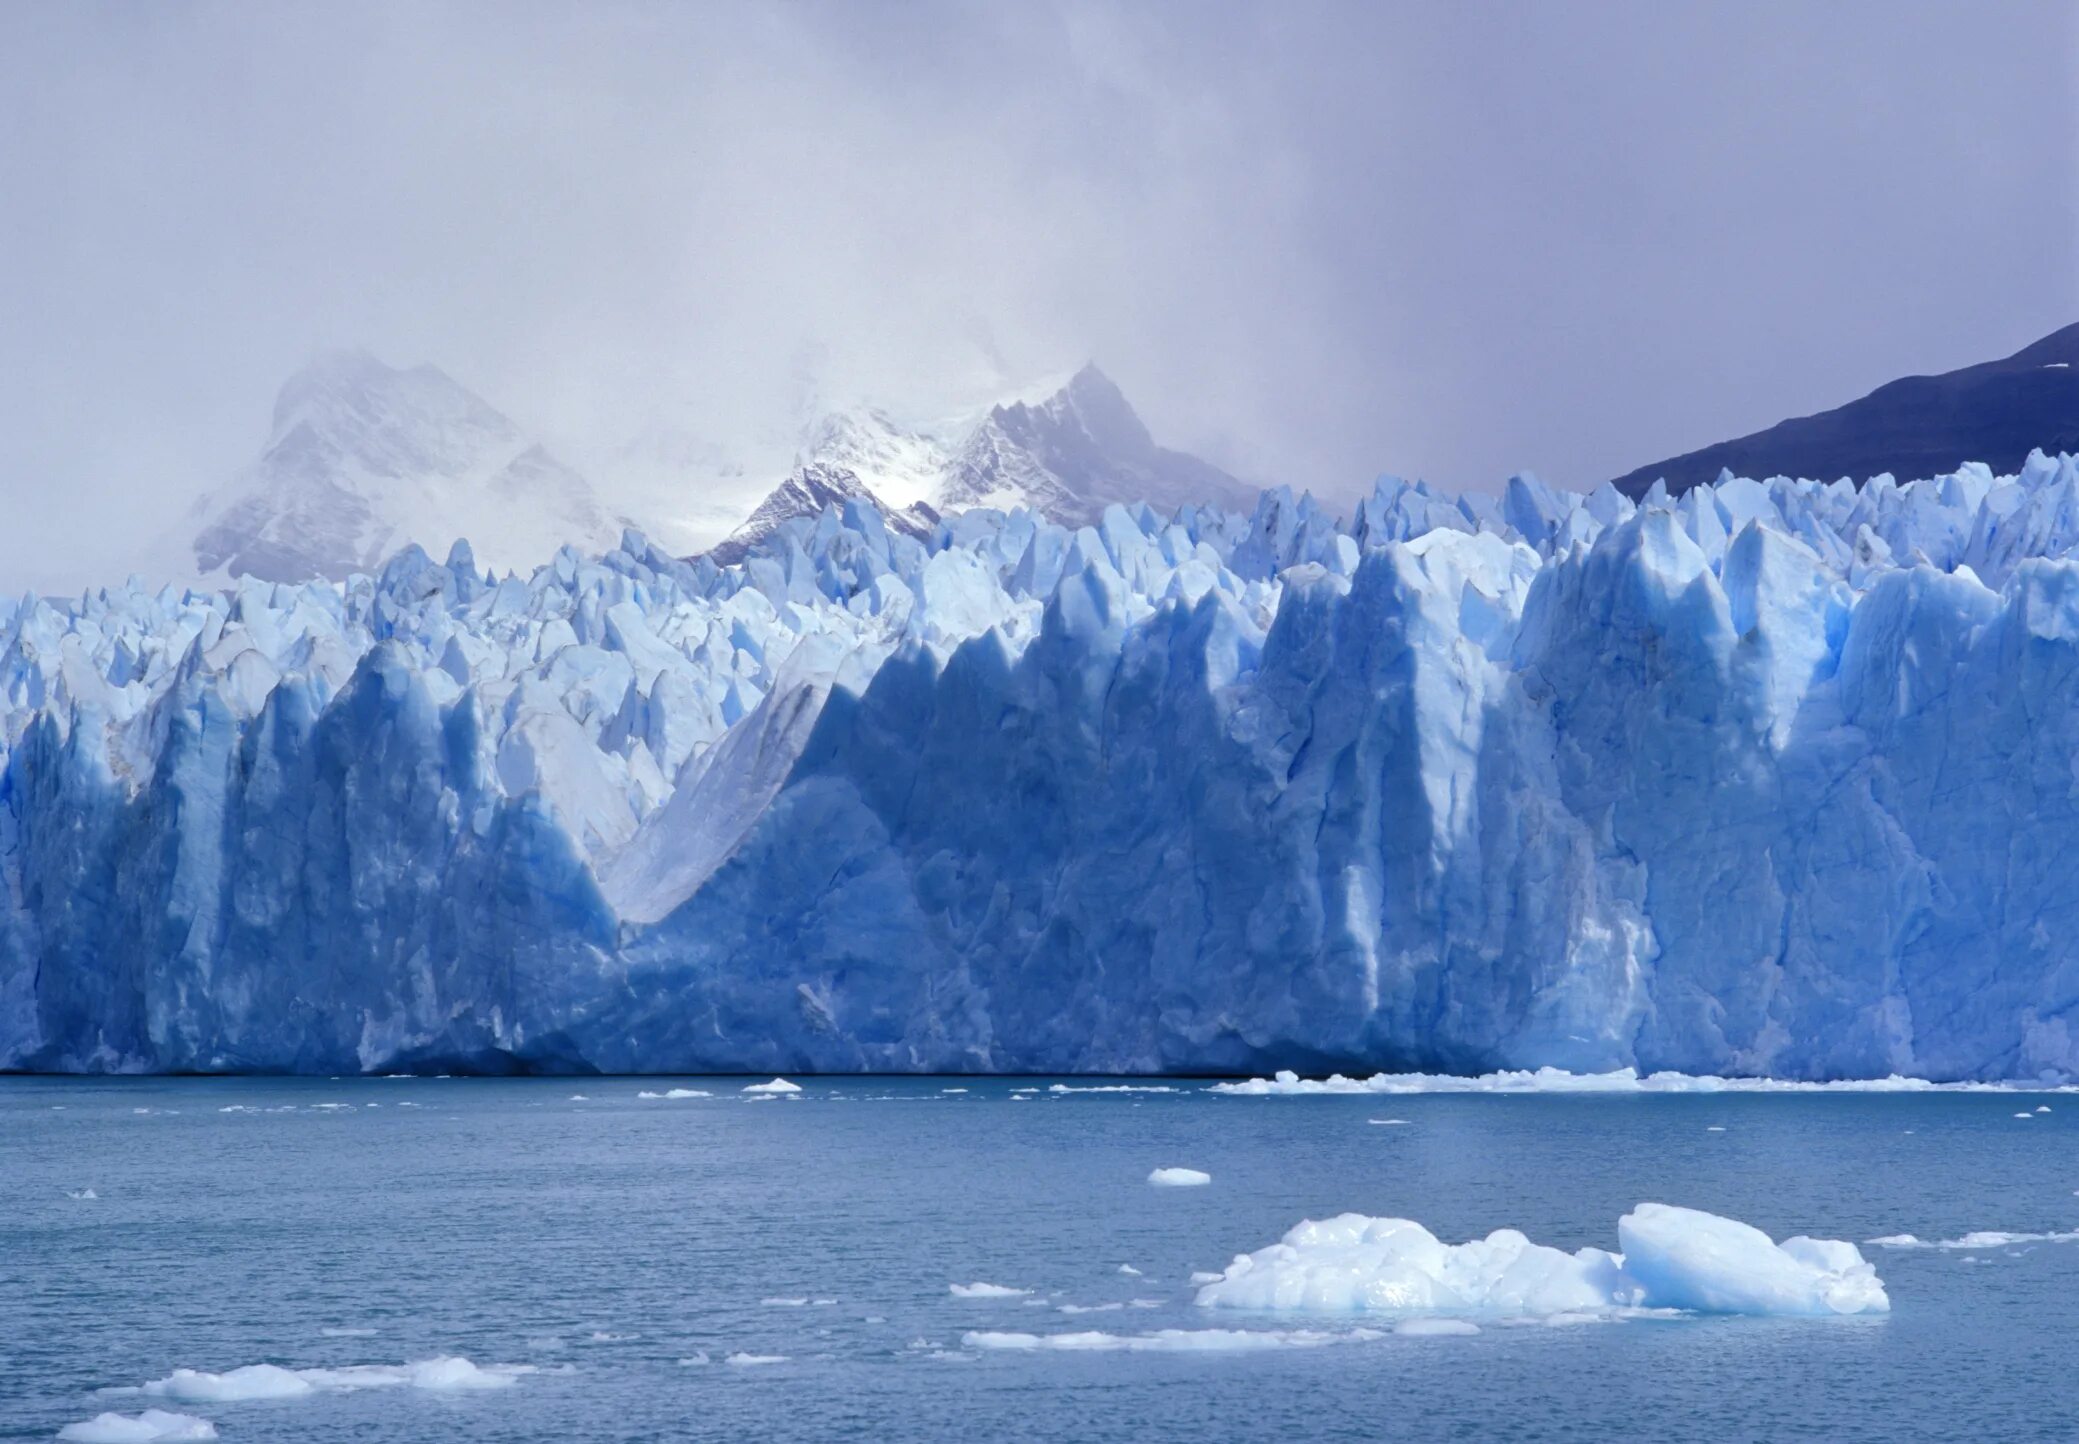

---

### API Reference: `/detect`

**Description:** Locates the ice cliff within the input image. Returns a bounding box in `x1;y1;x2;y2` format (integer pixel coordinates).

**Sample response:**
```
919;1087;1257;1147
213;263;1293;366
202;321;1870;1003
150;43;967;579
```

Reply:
9;452;2079;1078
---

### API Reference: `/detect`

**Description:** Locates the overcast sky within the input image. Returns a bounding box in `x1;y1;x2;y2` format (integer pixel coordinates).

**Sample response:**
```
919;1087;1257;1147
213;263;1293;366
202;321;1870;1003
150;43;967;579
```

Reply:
3;0;2075;589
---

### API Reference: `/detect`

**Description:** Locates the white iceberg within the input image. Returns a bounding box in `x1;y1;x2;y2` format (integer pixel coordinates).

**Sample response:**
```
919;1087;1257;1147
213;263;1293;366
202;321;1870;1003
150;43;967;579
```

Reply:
140;1356;522;1401
1195;1204;1887;1319
57;1412;217;1444
950;1282;1030;1298
742;1079;801;1095
1149;1168;1211;1187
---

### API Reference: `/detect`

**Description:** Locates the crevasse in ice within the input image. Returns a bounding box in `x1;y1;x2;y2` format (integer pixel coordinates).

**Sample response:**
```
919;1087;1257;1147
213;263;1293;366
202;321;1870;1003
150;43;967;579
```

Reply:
8;453;2079;1078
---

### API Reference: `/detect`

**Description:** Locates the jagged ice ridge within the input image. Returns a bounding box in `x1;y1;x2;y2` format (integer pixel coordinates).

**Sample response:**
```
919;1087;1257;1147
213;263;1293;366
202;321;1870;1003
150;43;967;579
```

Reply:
8;450;2079;1077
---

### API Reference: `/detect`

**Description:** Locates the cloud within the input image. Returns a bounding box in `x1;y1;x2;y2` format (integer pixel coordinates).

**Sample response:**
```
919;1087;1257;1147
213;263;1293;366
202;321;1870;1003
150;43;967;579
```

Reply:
1;0;2073;590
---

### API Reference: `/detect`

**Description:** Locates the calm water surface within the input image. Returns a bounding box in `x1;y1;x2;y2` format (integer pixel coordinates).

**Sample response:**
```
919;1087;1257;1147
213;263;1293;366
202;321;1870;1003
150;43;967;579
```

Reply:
4;1077;2075;1442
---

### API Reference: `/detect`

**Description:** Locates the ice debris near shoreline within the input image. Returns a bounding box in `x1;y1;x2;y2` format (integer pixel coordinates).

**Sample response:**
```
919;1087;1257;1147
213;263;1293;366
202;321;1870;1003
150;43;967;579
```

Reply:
13;453;2079;1080
58;1412;217;1444
1213;1069;2077;1096
1195;1204;1888;1318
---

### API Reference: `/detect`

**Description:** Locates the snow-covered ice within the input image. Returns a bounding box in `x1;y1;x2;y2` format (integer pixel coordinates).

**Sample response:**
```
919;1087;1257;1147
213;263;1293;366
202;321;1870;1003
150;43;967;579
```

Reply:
742;1079;802;1095
1196;1204;1887;1318
57;1411;217;1443
950;1282;1030;1298
1149;1168;1212;1187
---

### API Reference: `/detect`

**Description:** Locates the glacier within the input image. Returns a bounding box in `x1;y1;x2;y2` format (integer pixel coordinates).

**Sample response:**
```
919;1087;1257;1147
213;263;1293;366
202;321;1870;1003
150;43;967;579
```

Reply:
9;452;2079;1078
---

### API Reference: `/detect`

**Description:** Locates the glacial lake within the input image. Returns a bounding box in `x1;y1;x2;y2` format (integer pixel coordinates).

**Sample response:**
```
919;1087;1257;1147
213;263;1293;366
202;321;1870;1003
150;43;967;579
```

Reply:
4;1076;2075;1443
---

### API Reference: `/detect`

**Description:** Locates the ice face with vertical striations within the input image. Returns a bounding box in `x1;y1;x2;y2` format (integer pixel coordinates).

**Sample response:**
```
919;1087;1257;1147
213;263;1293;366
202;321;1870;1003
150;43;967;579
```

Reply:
8;451;2079;1078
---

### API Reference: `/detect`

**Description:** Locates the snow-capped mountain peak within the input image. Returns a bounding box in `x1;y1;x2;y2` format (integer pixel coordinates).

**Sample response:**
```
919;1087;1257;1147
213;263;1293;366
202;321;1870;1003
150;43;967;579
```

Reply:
191;351;619;583
714;364;1256;562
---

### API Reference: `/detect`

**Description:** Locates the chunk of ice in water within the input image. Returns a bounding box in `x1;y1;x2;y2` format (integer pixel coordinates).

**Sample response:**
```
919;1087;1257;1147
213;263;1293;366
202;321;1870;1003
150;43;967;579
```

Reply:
1195;1203;1887;1318
1148;1168;1211;1187
58;1411;217;1443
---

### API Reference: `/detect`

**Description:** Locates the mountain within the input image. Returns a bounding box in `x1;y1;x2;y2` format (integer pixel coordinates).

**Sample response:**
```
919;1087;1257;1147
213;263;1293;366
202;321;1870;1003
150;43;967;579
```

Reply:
706;462;936;566
13;448;2079;1079
1611;323;2079;499
935;364;1257;524
708;365;1254;562
190;350;622;582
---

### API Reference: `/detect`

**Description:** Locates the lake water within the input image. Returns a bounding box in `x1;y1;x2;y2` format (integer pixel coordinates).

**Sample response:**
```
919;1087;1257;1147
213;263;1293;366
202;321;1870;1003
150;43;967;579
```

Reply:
4;1077;2075;1442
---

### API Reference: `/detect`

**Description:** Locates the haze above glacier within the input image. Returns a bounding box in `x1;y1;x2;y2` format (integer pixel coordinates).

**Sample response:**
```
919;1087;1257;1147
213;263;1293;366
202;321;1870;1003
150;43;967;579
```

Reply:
4;3;2072;593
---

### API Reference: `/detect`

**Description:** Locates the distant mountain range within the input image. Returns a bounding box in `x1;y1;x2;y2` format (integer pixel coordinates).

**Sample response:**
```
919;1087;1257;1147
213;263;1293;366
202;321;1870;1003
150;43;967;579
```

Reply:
1611;322;2079;499
191;354;1253;583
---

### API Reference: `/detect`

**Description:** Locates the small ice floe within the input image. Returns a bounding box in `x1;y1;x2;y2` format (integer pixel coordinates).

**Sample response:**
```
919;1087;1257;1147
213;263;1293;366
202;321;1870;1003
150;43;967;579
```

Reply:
1048;1084;1180;1095
588;1331;637;1342
761;1298;809;1307
742;1078;801;1095
942;1088;969;1094
949;1282;1030;1299
1368;1119;1409;1127
58;1410;217;1443
1211;1068;2059;1096
1197;1204;1888;1318
724;1353;788;1366
2015;1112;2035;1119
1148;1167;1211;1187
2038;1105;2052;1114
1057;1303;1124;1315
67;1187;98;1200
1117;1264;1142;1276
568;1094;590;1101
1394;1318;1480;1337
320;1327;378;1338
963;1327;1384;1353
636;1089;711;1100
139;1357;524;1400
1868;1228;2079;1250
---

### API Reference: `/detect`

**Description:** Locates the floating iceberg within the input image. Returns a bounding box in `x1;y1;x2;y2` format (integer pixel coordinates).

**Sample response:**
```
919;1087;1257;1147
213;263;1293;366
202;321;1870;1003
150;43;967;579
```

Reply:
139;1357;522;1401
1148;1168;1212;1187
9;454;2079;1081
950;1282;1031;1298
1195;1204;1887;1318
57;1412;217;1444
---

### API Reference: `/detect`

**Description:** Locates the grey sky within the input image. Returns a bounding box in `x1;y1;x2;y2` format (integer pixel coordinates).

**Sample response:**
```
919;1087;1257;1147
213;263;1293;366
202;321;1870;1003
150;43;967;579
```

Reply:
3;0;2075;590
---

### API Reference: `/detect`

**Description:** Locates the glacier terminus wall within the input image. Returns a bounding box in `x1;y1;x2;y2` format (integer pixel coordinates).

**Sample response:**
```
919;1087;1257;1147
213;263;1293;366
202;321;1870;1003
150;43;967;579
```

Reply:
9;453;2079;1079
